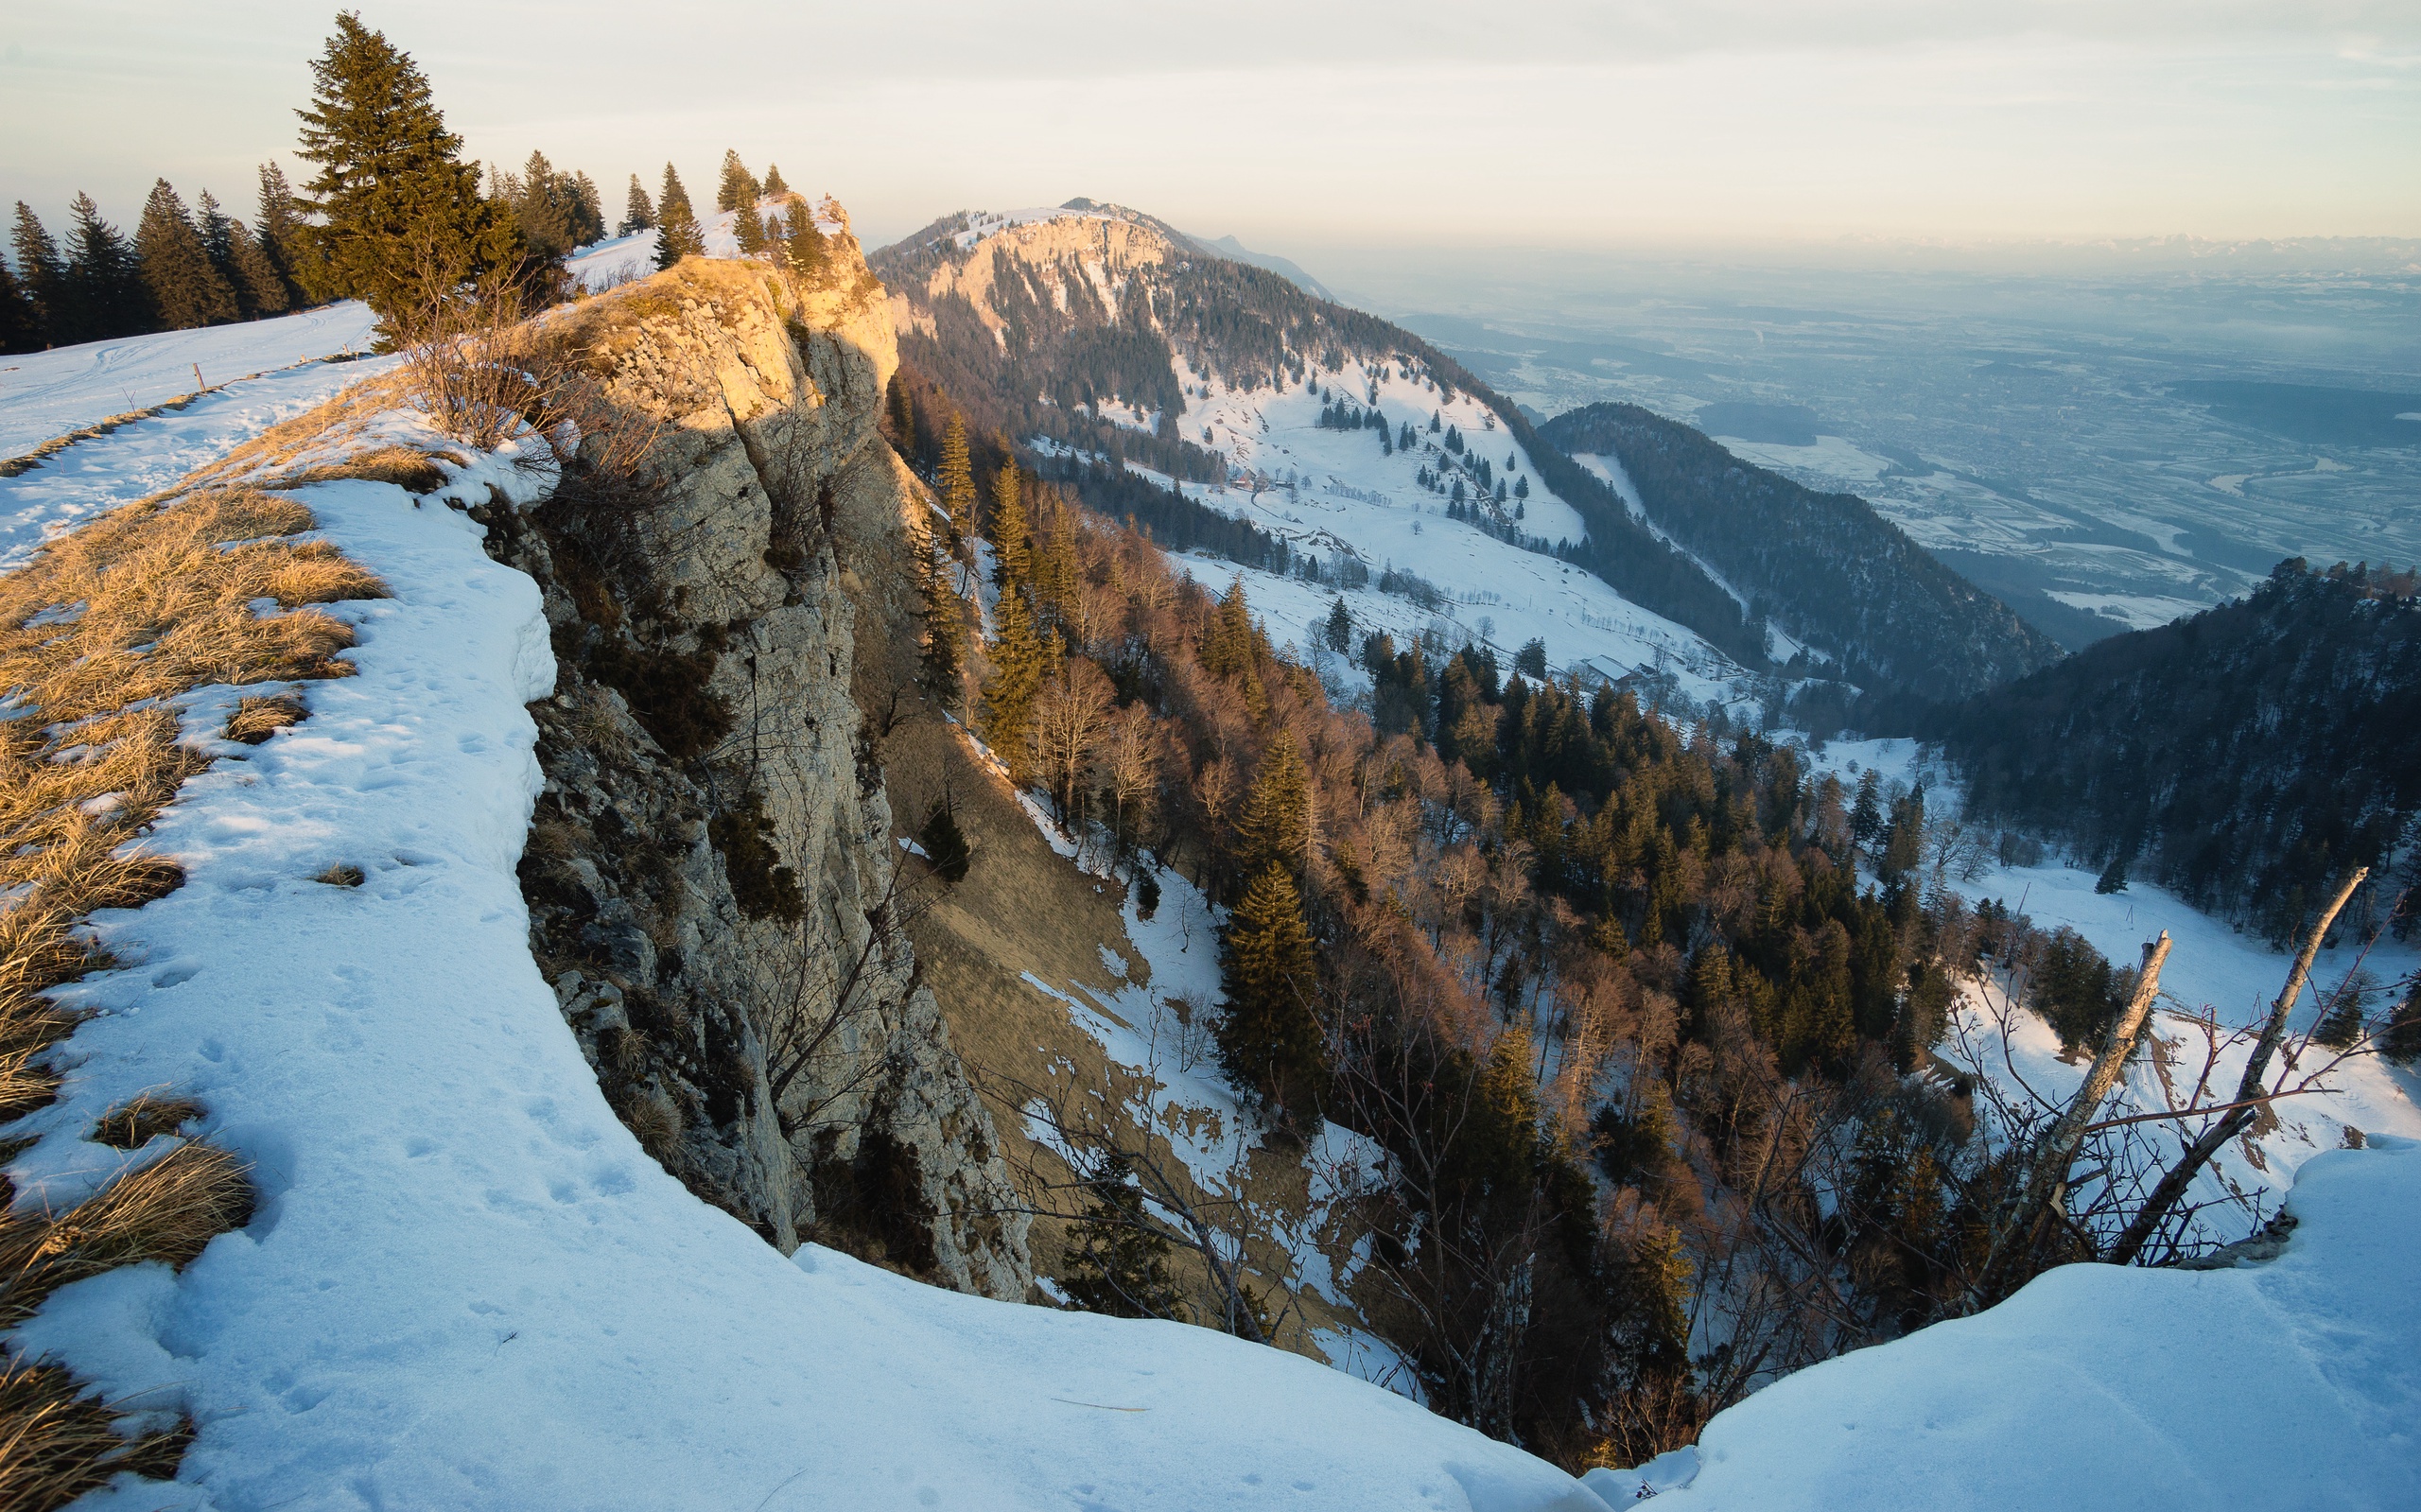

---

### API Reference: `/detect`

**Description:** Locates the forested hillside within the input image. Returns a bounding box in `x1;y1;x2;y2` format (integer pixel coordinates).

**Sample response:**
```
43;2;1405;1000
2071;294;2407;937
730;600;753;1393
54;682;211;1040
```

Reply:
1540;402;2060;702
871;208;1766;665
1934;560;2421;941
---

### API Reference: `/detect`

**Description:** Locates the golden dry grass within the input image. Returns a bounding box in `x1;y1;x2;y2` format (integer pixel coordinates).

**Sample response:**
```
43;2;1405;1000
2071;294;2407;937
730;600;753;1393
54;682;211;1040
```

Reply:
89;1093;204;1151
0;1140;253;1330
0;479;385;1502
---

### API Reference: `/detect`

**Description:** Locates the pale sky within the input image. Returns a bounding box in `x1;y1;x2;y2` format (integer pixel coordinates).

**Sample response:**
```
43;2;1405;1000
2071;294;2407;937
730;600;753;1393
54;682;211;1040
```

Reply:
3;1;2414;257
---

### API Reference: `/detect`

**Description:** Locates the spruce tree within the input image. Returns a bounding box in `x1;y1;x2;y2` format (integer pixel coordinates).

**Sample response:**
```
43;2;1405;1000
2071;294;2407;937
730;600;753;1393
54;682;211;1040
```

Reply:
0;260;39;354
569;170;605;246
2093;851;2130;895
982;584;1048;782
511;149;577;262
715;149;760;214
989;461;1032;591
2383;977;2421;1065
1322;596;1352;653
781;200;827;280
9;202;62;344
937;413;976;521
618;174;654;236
1234;739;1310;881
653;165;705;268
734;202;768;259
62;193;149;340
254;162;310;305
292;14;520;332
1062;1149;1183;1319
1201;577;1254;679
916;530;968;710
761;163;789;199
135;179;238;330
199;191;288;319
1217;862;1324;1121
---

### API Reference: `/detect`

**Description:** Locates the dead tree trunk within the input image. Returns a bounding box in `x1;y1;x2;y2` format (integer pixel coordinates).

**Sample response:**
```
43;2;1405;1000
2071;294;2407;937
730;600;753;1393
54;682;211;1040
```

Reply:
1971;930;2172;1307
2107;868;2367;1265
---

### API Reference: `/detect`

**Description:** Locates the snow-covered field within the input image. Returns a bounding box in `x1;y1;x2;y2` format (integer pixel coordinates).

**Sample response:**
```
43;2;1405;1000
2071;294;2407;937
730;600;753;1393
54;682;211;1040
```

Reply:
0;302;377;457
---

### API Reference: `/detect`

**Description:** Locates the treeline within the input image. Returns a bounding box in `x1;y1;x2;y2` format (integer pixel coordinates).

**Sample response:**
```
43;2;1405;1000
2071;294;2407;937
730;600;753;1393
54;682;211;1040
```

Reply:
906;437;2121;1467
4;170;310;352
1538;403;2061;703
1931;559;2421;943
871;224;1772;667
4;13;827;356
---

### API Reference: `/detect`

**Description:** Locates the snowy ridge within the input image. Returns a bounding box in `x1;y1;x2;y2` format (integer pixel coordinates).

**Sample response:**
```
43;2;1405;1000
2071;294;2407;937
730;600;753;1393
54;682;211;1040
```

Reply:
3;392;1600;1509
564;200;851;292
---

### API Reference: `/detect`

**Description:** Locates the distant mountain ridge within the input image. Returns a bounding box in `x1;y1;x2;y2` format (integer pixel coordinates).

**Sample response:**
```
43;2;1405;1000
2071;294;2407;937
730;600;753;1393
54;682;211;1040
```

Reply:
871;206;1768;666
1932;559;2421;940
1541;402;2062;702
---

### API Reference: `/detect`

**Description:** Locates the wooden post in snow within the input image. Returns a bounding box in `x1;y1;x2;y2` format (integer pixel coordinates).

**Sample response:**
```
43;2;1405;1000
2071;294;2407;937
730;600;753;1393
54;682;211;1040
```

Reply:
2107;867;2367;1265
1973;930;2172;1307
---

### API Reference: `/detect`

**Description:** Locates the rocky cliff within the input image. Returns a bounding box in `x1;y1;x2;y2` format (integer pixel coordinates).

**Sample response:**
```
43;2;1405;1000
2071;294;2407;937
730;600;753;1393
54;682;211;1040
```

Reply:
473;249;1031;1298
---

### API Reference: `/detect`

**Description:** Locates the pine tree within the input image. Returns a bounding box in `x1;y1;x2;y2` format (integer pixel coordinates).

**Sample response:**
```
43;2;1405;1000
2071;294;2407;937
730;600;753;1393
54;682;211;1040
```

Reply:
761;163;789;199
781;200;827;280
915;528;968;710
9;202;62;345
1322;595;1351;653
989;461;1032;591
982;586;1048;782
1201;576;1253;679
135;179;238;331
2314;970;2376;1051
198;191;288;319
653;165;705;268
0;259;39;354
715;149;760;214
510;149;577;262
1850;769;1884;850
1217;862;1325;1121
2093;851;2130;895
62;193;149;341
569;171;605;247
937;413;976;521
618;174;654;236
734;202;768;259
1234;739;1310;881
1062;1149;1184;1319
292;14;521;333
253;162;309;305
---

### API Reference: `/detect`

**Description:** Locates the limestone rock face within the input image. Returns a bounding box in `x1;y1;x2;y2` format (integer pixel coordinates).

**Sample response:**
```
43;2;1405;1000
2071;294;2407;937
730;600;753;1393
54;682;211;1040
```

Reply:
479;250;1028;1299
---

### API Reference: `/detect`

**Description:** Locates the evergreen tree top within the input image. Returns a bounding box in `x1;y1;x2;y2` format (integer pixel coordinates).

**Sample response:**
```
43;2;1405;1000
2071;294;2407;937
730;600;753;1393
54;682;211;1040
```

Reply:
296;14;462;209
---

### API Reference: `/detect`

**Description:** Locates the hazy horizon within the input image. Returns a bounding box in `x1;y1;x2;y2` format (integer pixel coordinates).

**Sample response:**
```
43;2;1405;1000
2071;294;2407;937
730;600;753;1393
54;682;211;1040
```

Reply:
6;1;2415;261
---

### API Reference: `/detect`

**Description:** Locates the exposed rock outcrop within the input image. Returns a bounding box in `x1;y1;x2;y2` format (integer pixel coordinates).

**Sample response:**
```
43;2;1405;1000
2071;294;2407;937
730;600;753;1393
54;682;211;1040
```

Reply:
475;251;1030;1298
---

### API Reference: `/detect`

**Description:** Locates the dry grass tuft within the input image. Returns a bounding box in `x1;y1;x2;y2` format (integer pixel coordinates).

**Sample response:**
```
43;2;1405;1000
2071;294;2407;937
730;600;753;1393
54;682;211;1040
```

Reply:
269;445;450;495
0;476;387;1495
312;863;365;888
89;1094;205;1151
224;692;307;745
0;1358;124;1510
0;1141;253;1330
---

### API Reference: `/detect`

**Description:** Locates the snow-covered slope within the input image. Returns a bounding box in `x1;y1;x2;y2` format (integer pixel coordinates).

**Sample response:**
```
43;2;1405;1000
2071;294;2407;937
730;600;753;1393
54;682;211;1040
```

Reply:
0;283;1602;1510
1588;1136;2421;1512
1134;359;1747;704
0;303;377;458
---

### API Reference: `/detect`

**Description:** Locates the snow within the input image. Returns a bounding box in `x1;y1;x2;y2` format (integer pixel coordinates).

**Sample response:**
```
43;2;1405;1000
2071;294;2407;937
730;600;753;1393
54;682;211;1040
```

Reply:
1631;1136;2421;1512
564;200;849;292
0;302;378;457
4;397;1601;1512
1112;354;1750;706
0;348;403;569
1799;738;2421;1243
